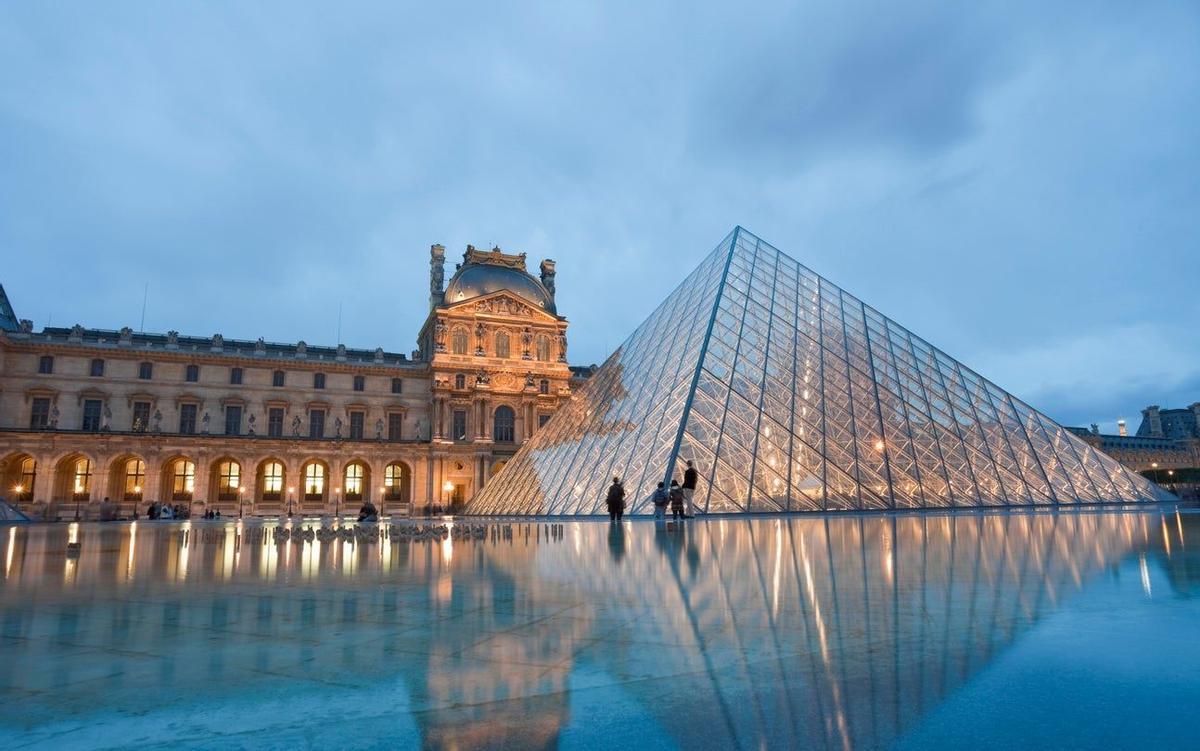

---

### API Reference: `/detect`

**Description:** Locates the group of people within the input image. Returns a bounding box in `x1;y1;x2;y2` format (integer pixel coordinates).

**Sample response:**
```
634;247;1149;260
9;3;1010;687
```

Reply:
146;501;187;520
605;460;700;521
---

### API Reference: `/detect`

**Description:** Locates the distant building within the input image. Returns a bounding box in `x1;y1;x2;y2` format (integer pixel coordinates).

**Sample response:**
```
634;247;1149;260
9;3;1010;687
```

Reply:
1068;402;1200;499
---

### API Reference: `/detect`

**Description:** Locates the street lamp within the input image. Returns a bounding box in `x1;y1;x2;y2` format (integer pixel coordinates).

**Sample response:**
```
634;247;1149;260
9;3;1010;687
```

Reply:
334;487;341;519
12;485;22;512
287;486;295;518
238;486;246;519
1151;462;1160;483
379;487;386;519
443;480;455;515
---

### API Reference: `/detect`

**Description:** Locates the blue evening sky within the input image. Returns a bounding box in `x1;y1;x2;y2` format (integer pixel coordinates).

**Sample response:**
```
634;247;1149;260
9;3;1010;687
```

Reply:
1;2;1197;432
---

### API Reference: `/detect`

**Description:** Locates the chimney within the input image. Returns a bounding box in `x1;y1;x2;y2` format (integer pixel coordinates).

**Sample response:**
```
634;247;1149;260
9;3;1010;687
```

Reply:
1117;419;1127;437
429;244;446;310
539;258;556;300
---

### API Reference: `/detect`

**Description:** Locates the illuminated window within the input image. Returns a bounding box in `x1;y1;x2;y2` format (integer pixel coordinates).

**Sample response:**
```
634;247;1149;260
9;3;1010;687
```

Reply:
38;355;54;374
230;367;243;385
261;461;284;501
72;458;92;500
185;364;199;382
313;372;325;389
124;459;145;501
384;462;410;502
494;405;515;443
17;458;35;502
131;401;150;432
217;460;240;501
535;335;550;362
90;358;105;377
272;370;285;387
353;375;365;392
303;463;325;501
171;460;195;501
344;463;364;501
138;362;153;380
451;329;468;355
495;331;510;358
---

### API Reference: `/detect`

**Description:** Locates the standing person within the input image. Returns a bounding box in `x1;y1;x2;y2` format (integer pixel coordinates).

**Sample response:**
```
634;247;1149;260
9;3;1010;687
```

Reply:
650;482;669;519
669;480;685;521
682;460;699;517
605;477;626;522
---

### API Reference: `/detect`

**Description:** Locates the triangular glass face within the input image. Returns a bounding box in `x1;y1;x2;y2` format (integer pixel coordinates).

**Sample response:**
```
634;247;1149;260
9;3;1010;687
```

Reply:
466;228;1173;515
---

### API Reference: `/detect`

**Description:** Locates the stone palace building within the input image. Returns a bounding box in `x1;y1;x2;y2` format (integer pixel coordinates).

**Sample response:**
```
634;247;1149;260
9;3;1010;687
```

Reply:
0;245;590;519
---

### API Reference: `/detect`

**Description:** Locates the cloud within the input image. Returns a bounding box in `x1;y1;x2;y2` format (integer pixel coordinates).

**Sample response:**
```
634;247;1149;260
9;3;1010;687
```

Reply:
0;1;1197;426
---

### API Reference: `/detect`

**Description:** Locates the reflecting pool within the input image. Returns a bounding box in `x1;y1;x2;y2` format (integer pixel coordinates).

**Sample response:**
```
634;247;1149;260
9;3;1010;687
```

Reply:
2;509;1199;750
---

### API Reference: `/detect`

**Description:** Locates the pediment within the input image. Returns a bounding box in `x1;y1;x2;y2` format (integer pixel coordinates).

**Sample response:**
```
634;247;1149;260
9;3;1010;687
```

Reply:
445;291;559;322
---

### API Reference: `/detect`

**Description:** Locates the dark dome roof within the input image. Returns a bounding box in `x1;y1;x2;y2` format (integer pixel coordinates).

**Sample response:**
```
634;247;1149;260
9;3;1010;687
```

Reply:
443;264;556;313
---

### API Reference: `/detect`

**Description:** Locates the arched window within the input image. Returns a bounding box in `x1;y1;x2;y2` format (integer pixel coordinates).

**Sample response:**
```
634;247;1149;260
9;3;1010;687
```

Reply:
539;379;549;395
494;331;510;358
344;463;364;501
217;460;241;501
261;461;284;501
73;458;92;500
17;458;35;502
454;373;466;390
171;460;195;501
494;405;515;443
535;335;550;362
384;462;411;502
124;459;145;501
451;328;468;355
304;463;325;501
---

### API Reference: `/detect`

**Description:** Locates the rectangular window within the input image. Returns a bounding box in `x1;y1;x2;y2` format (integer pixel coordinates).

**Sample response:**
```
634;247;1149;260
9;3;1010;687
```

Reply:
38;355;54;374
309;410;325;438
138;362;153;380
391;377;403;394
349;411;365;439
538;413;551;428
453;410;467;441
313;373;325;389
388;413;403;441
90;359;105;377
185;364;199;382
225;405;242;435
268;407;284;438
230;367;243;385
30;397;50;429
82;399;102;431
132;401;151;432
272;370;285;387
179;403;198;434
353;375;365;392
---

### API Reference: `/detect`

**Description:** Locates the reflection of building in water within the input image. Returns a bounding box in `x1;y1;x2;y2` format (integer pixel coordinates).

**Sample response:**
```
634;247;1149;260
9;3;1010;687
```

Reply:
0;513;1194;748
468;228;1172;516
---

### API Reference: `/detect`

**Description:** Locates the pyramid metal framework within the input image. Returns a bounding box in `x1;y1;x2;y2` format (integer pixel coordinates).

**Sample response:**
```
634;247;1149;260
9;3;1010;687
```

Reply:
466;227;1172;515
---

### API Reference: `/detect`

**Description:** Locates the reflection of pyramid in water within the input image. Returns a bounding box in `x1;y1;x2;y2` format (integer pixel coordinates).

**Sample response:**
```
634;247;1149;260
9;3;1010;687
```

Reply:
466;227;1173;515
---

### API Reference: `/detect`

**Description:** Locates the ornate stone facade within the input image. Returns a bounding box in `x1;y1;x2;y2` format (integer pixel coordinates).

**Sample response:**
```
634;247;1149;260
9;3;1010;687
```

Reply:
0;245;579;519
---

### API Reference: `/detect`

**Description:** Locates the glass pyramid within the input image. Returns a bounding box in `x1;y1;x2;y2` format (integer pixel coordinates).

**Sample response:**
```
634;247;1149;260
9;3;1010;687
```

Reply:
466;227;1173;515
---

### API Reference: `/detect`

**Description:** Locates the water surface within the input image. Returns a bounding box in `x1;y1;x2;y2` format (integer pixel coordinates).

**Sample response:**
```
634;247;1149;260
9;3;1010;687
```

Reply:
1;509;1198;749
